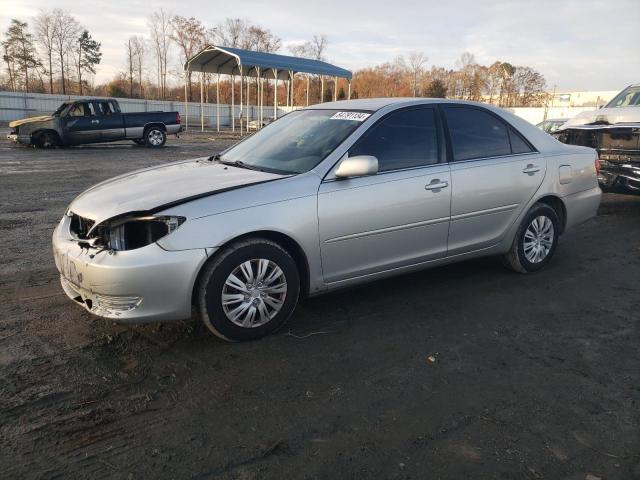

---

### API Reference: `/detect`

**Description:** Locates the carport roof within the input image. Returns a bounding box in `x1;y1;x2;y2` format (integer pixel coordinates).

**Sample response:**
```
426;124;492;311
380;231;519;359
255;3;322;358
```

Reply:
185;45;352;80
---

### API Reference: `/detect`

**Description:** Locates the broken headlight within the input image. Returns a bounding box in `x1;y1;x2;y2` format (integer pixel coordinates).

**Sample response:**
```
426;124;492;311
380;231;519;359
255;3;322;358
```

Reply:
102;216;185;251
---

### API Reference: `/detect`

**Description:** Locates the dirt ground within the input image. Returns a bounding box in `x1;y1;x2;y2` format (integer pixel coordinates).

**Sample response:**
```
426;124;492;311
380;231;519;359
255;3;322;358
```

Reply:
0;130;638;480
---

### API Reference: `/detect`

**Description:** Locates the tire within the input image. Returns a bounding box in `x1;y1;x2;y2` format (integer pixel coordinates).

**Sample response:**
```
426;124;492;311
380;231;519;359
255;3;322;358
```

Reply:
144;126;166;148
34;131;59;148
132;138;146;146
503;203;560;273
197;238;300;341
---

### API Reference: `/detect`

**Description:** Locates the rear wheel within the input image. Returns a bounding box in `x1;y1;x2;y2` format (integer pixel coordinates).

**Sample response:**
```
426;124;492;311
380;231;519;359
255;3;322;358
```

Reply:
197;238;300;341
144;127;166;147
34;131;59;148
503;203;560;273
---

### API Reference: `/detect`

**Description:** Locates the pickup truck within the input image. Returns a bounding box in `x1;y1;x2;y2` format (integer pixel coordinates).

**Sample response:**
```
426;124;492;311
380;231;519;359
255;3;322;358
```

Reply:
7;98;182;148
554;83;640;193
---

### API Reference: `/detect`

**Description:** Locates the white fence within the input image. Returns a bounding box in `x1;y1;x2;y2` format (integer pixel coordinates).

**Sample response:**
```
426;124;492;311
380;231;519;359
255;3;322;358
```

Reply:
508;106;597;125
0;90;598;128
0;90;290;129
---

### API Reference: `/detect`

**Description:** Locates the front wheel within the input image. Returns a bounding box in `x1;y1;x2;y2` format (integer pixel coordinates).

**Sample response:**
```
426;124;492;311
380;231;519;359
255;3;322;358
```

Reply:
34;131;59;148
197;238;300;341
503;203;560;273
144;127;166;147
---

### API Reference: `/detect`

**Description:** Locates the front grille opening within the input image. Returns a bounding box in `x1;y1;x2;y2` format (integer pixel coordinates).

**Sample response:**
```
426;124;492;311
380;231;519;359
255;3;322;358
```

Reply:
70;213;95;239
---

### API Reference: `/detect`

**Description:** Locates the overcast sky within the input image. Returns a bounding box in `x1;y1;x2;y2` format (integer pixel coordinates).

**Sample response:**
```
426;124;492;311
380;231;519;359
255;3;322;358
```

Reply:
2;0;639;91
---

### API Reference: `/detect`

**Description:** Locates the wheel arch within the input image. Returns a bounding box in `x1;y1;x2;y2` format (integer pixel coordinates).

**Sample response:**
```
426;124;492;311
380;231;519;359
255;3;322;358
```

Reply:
143;122;167;133
32;129;61;145
191;230;311;307
535;195;567;234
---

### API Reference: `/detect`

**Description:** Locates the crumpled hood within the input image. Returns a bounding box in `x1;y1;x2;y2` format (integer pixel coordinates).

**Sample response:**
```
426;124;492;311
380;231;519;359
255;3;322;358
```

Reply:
9;115;53;128
69;158;284;226
561;106;640;129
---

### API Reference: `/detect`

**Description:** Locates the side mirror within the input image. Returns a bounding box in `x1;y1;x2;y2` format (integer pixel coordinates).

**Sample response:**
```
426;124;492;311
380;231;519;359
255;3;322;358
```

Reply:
335;155;378;179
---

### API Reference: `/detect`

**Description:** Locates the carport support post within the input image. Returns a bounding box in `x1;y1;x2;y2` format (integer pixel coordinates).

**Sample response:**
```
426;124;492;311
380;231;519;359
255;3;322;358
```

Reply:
184;67;189;132
256;67;262;128
348;80;351;100
216;73;220;132
320;76;324;103
231;74;235;132
246;71;250;134
239;68;244;137
200;72;204;132
273;69;278;120
306;75;309;106
334;76;338;101
290;71;294;108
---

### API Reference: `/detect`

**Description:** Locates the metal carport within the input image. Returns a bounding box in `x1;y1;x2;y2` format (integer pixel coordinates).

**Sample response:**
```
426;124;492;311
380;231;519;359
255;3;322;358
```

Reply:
184;45;353;134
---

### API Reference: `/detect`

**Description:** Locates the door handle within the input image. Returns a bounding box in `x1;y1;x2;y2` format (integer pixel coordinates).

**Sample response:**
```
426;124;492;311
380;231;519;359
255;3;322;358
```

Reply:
522;164;540;174
91;119;100;124
425;179;449;191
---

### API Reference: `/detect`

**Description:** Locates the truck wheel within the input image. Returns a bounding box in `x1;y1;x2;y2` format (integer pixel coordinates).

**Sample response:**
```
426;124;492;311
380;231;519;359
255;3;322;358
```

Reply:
144;127;166;148
35;131;59;148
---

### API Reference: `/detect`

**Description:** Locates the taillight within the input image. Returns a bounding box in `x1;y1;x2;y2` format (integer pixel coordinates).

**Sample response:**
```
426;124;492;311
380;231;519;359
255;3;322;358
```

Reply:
176;112;181;124
595;154;601;175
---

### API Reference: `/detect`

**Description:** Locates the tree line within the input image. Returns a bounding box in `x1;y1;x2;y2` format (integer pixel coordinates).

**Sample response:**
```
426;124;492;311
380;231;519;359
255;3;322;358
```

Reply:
1;10;548;108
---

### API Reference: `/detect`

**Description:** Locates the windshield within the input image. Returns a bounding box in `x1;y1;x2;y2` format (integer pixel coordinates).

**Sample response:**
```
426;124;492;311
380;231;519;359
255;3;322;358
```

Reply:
52;102;70;116
220;109;370;174
606;86;640;108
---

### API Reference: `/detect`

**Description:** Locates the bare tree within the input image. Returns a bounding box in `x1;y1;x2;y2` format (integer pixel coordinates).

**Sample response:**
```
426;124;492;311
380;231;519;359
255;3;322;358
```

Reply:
34;10;57;93
125;38;135;97
148;9;171;99
51;9;79;94
212;18;249;48
131;36;146;97
170;15;205;101
407;51;427;96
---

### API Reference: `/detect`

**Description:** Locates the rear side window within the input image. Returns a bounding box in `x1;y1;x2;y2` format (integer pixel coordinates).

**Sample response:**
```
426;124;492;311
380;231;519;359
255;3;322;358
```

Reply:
509;127;534;154
349;107;439;171
444;106;513;161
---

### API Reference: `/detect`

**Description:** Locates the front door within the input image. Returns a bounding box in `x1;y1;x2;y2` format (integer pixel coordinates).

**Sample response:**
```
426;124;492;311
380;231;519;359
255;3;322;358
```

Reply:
318;107;451;284
442;105;547;255
64;102;102;144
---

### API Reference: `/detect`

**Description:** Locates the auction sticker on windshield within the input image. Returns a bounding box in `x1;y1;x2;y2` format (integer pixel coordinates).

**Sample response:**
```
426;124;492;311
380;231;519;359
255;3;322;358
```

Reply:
330;112;371;121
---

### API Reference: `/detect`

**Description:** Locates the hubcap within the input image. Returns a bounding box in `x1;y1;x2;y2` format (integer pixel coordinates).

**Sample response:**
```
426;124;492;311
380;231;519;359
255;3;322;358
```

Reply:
523;215;554;263
148;130;163;145
221;259;287;328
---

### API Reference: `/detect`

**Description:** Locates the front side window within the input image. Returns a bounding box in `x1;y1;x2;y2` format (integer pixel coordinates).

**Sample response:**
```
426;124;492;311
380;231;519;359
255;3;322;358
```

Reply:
349;107;439;171
68;103;86;117
220;110;367;174
444;106;512;161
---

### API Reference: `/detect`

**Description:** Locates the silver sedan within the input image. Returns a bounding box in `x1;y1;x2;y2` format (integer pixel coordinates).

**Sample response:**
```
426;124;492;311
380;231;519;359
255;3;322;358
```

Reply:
52;99;602;341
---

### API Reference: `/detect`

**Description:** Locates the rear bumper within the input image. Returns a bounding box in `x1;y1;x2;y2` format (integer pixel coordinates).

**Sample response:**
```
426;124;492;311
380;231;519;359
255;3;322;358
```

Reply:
167;124;182;135
52;216;209;323
564;186;602;230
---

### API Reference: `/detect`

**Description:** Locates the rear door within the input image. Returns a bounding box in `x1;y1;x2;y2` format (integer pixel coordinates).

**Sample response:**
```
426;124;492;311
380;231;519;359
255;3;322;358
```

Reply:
442;105;546;255
318;106;451;283
64;102;102;144
96;100;125;141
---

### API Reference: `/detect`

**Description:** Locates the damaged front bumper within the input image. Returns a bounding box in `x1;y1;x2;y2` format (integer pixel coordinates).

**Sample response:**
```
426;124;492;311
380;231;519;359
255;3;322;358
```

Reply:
7;133;32;145
555;124;640;194
52;214;209;323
